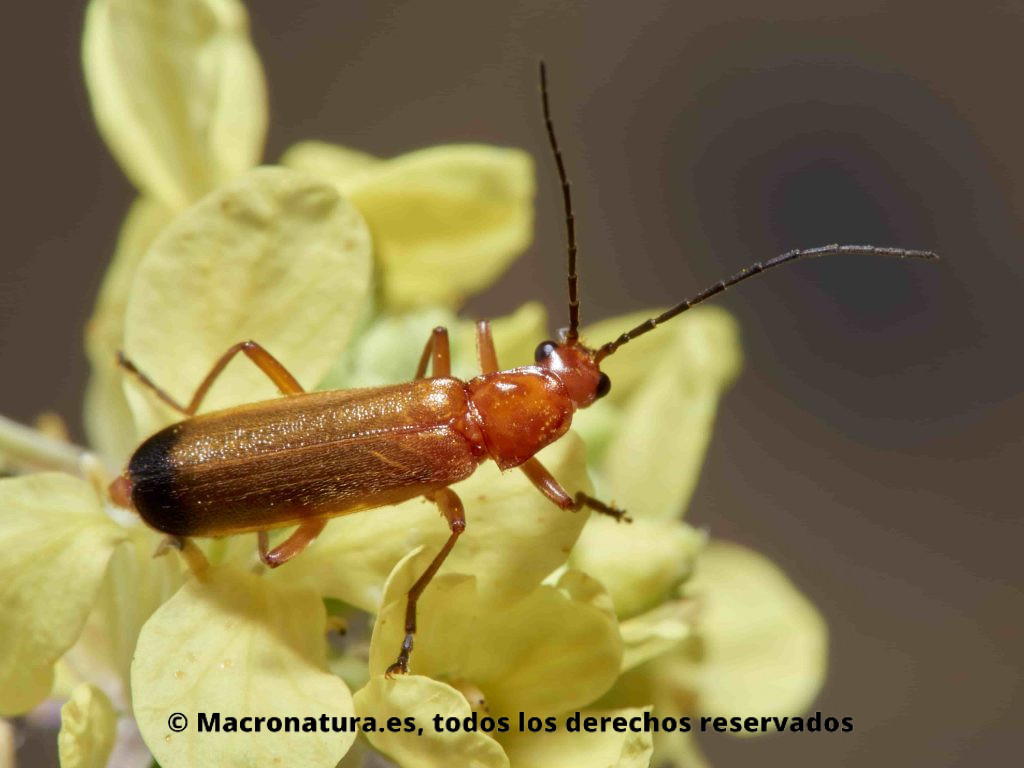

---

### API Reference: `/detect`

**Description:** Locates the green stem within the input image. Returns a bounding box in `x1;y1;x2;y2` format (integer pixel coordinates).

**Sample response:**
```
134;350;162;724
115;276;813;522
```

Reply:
0;413;88;475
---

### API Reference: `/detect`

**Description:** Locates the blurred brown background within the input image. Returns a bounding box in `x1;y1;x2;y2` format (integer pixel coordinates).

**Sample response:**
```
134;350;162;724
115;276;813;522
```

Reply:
3;0;1021;765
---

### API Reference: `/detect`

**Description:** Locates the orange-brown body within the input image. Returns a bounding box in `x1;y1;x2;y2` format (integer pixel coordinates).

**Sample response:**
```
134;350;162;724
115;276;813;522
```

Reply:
128;369;577;537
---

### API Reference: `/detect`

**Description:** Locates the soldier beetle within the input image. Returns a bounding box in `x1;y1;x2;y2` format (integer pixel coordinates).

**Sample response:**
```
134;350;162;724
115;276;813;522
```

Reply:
110;63;936;675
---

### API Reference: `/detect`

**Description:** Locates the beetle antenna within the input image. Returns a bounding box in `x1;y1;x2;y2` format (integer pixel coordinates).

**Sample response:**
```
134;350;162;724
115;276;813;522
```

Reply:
594;244;939;361
539;61;580;344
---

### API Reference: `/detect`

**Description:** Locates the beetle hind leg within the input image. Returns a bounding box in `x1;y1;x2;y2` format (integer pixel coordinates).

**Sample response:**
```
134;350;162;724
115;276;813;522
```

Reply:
386;487;466;677
118;340;304;417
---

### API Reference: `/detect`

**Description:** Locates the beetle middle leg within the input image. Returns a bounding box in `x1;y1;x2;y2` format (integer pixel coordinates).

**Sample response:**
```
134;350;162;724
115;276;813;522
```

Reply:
258;518;328;568
118;340;304;416
476;319;499;374
386;487;466;677
519;457;632;523
414;327;451;379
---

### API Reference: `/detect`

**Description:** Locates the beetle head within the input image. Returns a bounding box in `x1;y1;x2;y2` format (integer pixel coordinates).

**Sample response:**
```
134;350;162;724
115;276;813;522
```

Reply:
533;337;610;409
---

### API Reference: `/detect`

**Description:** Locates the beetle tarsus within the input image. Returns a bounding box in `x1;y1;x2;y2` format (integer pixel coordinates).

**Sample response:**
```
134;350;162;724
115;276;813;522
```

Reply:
386;635;414;678
573;491;632;523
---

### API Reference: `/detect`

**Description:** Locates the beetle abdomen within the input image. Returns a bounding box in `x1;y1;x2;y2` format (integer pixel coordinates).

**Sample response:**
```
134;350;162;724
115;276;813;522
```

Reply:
128;379;486;536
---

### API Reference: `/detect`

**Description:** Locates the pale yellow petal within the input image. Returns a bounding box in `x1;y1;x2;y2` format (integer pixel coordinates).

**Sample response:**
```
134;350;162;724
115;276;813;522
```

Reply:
572;517;705;619
123;166;372;438
84;197;174;468
679;541;828;719
65;524;184;702
576;307;741;518
354;676;509;768
0;415;87;476
500;708;653;768
279;431;591;613
281;141;380;182
0;474;127;715
339;144;534;309
82;0;267;207
370;559;621;718
132;565;354;767
58;683;117;768
0;719;14;768
620;599;697;673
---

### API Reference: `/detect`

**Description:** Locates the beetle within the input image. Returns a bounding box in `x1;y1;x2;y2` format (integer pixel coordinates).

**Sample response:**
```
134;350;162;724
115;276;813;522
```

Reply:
110;63;936;676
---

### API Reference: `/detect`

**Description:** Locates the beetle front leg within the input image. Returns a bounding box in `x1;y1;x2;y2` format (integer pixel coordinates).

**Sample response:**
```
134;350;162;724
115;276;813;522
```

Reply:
519;457;632;523
118;340;305;416
257;518;328;568
386;487;466;677
413;327;451;379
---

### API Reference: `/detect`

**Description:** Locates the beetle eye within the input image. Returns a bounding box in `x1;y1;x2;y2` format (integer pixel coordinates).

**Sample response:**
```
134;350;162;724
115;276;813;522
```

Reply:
595;372;611;399
534;340;558;363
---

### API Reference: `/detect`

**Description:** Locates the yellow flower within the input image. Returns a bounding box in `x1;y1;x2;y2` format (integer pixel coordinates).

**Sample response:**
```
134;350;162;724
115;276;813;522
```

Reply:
354;552;653;768
0;1;830;767
0;474;127;716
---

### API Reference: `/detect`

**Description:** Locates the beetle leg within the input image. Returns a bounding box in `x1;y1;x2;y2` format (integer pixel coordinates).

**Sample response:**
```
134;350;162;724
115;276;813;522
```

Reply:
518;457;632;523
476;319;499;374
118;340;304;416
257;518;328;568
413;326;451;379
386;487;466;677
153;535;210;575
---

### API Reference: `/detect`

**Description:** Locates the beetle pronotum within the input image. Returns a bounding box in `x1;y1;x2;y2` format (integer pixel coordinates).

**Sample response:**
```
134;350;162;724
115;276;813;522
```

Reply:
110;63;936;675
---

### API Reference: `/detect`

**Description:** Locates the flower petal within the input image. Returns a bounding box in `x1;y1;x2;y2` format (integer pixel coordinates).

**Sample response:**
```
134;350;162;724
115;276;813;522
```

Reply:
280;141;380;182
370;558;621;718
0;474;127;715
571;517;705;619
65;524;184;707
293;144;534;309
84;197;174;468
57;683;117;768
278;430;591;613
123;166;372;438
0;719;13;767
131;565;355;768
620;599;697;673
678;541;828;719
576;307;741;519
354;675;510;768
82;0;267;208
500;708;653;768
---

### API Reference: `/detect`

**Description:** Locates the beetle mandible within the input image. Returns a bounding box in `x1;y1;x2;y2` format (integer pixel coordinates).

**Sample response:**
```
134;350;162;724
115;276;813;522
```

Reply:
110;63;937;676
